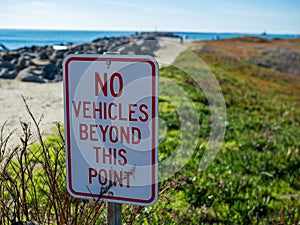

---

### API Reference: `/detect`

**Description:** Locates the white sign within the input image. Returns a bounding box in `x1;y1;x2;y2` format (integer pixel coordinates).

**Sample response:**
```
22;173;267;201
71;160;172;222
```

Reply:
63;54;158;206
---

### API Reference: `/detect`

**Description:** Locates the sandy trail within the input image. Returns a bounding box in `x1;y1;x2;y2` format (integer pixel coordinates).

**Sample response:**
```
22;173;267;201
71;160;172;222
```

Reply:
0;37;193;146
154;37;193;67
0;81;64;145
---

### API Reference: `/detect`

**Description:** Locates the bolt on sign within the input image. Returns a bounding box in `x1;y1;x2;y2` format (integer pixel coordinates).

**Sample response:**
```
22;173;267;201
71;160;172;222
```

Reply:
63;54;158;206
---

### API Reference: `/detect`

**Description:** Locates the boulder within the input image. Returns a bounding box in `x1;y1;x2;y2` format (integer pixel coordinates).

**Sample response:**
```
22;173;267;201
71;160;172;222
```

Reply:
55;58;63;68
31;69;44;76
43;63;56;80
2;53;20;61
55;50;66;59
16;56;26;70
38;50;49;60
31;58;51;66
0;68;18;79
0;43;8;50
17;68;36;81
0;61;15;70
23;52;38;58
0;68;8;75
21;74;46;83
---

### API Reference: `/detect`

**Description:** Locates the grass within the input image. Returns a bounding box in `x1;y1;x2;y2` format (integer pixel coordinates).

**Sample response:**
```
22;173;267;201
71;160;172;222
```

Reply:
1;39;300;224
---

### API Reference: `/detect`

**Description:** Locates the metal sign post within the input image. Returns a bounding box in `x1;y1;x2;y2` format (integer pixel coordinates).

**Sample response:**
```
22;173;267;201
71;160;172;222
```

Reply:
107;202;122;225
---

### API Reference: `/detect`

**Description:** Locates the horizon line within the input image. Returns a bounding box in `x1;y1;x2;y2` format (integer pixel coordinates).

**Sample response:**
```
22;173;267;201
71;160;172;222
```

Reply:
0;27;299;36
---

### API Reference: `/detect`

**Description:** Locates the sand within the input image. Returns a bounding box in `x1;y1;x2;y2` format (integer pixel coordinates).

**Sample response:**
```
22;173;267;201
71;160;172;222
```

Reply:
0;80;64;144
0;37;193;145
154;37;193;67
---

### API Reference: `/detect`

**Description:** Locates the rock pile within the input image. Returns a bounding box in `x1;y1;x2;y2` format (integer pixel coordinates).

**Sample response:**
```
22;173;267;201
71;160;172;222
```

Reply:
0;32;175;83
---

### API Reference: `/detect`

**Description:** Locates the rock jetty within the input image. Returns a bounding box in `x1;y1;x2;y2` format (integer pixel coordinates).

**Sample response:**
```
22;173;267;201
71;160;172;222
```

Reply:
0;32;178;83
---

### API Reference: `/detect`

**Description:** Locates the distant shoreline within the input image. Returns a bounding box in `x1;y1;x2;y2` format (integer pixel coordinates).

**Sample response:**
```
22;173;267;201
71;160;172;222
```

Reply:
0;29;299;51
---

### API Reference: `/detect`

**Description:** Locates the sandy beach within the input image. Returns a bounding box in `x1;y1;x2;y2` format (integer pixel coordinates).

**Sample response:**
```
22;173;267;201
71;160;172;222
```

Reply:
0;37;192;145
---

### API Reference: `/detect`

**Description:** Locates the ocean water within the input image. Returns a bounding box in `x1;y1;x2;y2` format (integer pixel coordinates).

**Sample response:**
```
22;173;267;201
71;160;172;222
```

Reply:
0;29;299;50
0;29;135;50
176;32;299;41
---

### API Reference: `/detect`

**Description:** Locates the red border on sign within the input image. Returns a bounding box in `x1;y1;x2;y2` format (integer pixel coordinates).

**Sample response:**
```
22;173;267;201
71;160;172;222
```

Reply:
64;56;157;204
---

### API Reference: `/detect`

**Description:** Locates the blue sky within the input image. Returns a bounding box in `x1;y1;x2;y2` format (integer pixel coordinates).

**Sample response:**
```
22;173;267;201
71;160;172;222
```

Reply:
1;0;299;33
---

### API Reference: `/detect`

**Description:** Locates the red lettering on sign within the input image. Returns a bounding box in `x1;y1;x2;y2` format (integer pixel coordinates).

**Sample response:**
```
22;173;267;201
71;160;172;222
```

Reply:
72;100;81;118
95;72;123;97
88;167;132;188
95;72;108;96
72;100;149;122
102;148;113;164
93;146;128;166
110;72;123;97
131;127;141;144
98;168;108;185
92;102;103;119
108;102;117;120
83;101;91;118
139;104;149;122
109;126;119;143
88;168;97;184
79;123;98;141
118;148;127;166
79;123;88;140
79;124;142;143
129;104;138;121
118;103;127;121
90;124;98;141
93;146;101;163
124;171;133;188
99;125;109;142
